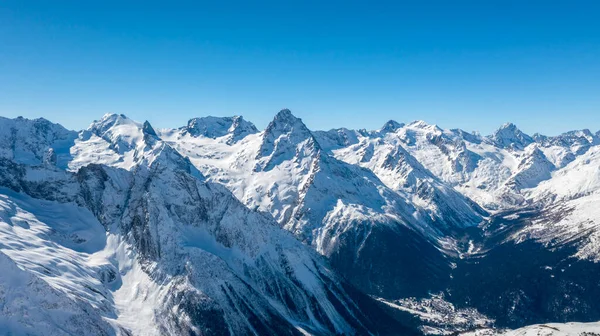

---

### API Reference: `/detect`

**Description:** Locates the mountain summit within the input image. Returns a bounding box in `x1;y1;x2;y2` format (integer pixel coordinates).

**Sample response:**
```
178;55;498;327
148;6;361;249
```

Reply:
183;115;258;144
256;109;321;170
379;120;405;134
489;122;534;149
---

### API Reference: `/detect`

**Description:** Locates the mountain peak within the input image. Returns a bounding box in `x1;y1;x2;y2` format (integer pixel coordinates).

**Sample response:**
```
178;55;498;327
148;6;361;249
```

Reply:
141;120;160;146
183;115;258;143
562;129;596;142
499;122;517;130
489;122;533;150
91;113;139;134
142;120;158;137
379;120;405;133
83;113;160;159
256;109;320;170
99;112;130;123
264;109;310;135
407;120;440;130
0;115;77;168
272;108;299;123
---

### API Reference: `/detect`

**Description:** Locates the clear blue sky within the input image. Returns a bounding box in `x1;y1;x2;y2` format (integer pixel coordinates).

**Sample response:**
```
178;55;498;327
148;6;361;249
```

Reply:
1;1;599;135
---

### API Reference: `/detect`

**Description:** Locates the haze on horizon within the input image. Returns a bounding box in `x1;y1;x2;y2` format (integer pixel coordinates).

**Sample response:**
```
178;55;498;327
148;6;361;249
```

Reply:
1;1;599;135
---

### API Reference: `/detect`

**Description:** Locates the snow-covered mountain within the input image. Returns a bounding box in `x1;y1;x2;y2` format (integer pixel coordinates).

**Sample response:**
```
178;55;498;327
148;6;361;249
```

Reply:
488;122;535;150
0;116;77;169
159;110;600;331
0;115;416;335
312;117;600;328
158;110;600;329
316;119;598;212
161;110;487;300
314;121;487;231
1;110;600;335
166;115;259;145
462;320;600;336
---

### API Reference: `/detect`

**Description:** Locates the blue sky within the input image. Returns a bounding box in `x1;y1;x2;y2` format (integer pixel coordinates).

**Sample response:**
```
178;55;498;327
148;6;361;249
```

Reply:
1;1;599;135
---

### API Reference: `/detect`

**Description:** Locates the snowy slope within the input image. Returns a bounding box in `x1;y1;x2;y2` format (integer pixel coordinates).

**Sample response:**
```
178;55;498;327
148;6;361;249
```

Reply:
463;321;600;335
0;250;116;336
513;144;600;261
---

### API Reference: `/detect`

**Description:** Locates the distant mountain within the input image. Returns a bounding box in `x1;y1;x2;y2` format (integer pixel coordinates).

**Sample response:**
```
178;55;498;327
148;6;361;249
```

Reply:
172;115;259;144
0;116;77;168
488;122;534;150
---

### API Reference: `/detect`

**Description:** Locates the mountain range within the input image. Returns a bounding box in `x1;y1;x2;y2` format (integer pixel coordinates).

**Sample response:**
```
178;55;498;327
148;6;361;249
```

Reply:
1;110;599;335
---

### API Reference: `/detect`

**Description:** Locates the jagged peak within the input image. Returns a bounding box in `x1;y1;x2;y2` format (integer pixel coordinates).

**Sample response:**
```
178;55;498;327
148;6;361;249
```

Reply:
489;122;533;149
560;129;597;144
450;128;483;144
0;115;69;131
564;128;593;137
98;113;133;123
142;141;205;180
90;113;140;134
379;120;405;133
186;115;243;127
184;115;258;142
498;122;517;130
83;114;164;158
0;115;76;169
491;122;529;137
141;120;161;146
408;120;429;128
275;108;294;119
264;109;311;137
406;120;441;131
256;109;320;167
142;120;158;137
267;109;305;128
229;115;258;135
534;128;599;147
